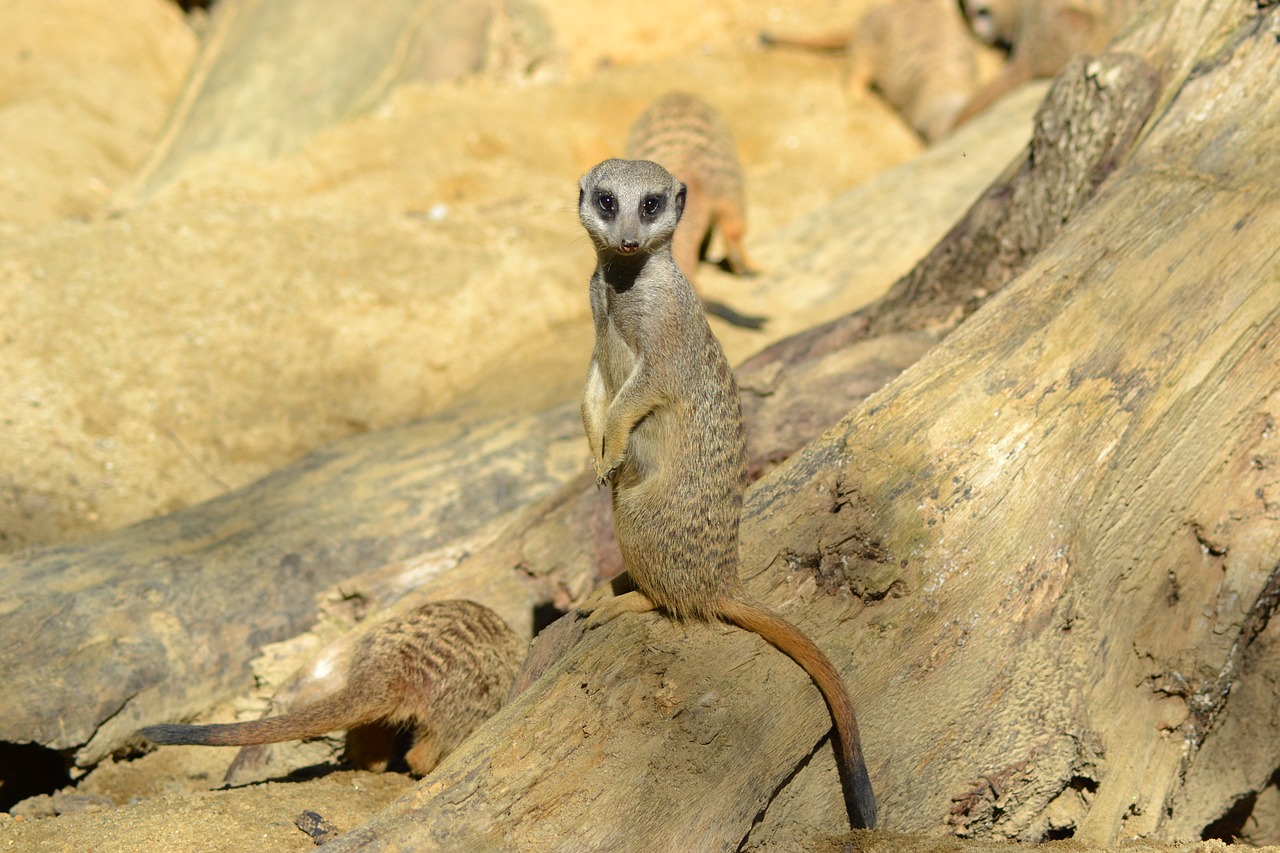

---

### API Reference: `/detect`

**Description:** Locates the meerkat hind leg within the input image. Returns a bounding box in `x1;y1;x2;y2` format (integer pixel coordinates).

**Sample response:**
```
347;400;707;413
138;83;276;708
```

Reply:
345;723;398;772
404;728;446;777
580;589;659;628
713;203;757;276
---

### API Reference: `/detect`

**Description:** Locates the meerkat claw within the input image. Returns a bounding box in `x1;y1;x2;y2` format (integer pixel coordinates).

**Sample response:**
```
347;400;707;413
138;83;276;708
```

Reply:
576;585;615;625
594;455;622;486
578;589;658;629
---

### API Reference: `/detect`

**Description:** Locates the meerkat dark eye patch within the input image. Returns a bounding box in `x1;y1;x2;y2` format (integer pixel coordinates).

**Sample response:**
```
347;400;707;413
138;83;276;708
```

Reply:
596;192;616;216
641;194;664;218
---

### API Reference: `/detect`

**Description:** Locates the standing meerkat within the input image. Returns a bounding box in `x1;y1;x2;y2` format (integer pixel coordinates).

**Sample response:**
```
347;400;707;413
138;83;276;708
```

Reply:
953;0;1136;123
625;92;765;330
761;0;980;144
138;600;523;776
576;158;877;828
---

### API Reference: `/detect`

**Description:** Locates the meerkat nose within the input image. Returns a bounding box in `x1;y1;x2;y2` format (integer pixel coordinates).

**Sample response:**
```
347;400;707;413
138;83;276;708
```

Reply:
620;240;640;253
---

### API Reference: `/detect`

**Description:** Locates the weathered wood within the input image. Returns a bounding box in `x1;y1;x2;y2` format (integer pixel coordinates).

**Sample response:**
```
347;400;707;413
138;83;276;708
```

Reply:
737;47;1161;480
0;402;583;767
311;1;1280;847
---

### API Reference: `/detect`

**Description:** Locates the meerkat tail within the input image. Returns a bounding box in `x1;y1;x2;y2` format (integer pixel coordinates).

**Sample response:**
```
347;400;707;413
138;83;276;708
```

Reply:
758;30;852;52
717;597;878;829
139;688;380;747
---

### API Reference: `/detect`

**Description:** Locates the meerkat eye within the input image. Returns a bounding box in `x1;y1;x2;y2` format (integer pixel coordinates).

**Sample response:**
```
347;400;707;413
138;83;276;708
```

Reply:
642;195;664;218
596;193;615;214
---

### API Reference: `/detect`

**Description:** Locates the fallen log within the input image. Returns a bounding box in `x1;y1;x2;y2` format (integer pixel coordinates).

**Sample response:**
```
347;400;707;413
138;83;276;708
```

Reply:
0;402;584;767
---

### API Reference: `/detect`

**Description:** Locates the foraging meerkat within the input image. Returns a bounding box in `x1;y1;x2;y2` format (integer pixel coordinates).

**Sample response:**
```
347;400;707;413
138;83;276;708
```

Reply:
954;0;1136;123
761;0;980;144
576;158;877;828
625;92;765;330
139;600;523;776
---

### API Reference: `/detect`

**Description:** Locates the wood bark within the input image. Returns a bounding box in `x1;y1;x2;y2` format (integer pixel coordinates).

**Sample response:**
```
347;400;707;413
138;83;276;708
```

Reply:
310;1;1280;848
738;46;1158;481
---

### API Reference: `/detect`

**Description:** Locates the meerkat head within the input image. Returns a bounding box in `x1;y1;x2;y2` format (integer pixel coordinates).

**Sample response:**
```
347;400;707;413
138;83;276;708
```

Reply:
960;0;1017;48
578;158;686;260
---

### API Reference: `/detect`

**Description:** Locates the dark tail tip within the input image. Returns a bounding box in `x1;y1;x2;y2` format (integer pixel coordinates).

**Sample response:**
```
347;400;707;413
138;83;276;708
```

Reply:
838;747;878;829
848;778;878;829
702;299;767;330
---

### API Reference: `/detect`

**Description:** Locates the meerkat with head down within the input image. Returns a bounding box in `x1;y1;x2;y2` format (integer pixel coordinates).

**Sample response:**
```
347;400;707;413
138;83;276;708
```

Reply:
576;158;877;829
954;0;1137;124
138;600;523;777
761;0;981;144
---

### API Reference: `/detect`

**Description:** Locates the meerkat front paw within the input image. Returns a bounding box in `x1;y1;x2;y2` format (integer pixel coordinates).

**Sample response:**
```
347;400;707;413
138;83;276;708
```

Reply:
594;454;623;487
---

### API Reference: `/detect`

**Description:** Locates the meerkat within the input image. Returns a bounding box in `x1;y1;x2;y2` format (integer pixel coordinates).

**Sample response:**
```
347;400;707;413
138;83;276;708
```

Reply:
575;158;877;828
953;0;1136;123
624;92;766;330
761;0;980;144
138;600;523;776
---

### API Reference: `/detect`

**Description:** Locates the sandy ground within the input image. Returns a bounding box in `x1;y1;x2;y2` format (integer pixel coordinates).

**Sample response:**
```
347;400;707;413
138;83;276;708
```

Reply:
9;0;1267;850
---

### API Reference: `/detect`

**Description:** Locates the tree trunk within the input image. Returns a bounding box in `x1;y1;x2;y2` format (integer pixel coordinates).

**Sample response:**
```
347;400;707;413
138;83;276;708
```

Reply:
313;0;1280;848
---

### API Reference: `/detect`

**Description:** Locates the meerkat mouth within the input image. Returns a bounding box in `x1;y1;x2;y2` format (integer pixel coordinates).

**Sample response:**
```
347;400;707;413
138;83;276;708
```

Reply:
601;240;648;259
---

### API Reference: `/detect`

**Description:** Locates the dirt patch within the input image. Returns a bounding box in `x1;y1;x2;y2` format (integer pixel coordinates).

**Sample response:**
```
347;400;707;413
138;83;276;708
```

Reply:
0;0;943;553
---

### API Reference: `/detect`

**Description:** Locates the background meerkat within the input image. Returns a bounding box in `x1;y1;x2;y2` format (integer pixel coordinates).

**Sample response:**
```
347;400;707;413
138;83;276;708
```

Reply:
954;0;1137;123
761;0;981;144
575;158;877;829
139;600;524;776
624;92;766;330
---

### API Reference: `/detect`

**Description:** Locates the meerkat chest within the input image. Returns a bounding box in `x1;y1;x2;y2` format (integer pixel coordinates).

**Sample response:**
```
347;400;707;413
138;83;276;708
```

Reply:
598;315;641;396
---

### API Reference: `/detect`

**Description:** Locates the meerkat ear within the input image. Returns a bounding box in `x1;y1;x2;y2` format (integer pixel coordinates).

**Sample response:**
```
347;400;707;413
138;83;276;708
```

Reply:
674;183;687;221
